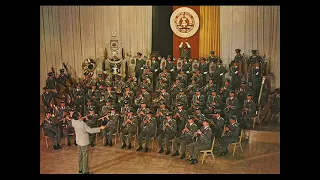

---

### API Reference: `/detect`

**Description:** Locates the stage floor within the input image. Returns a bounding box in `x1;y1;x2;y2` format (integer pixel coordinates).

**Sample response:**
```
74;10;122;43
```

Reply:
40;131;280;174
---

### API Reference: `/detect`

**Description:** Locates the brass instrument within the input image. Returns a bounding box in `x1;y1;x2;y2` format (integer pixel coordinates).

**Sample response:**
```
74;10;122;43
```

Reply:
181;123;191;136
221;125;229;137
185;83;195;92
51;66;56;76
200;83;211;92
168;82;180;92
82;58;97;77
106;90;113;98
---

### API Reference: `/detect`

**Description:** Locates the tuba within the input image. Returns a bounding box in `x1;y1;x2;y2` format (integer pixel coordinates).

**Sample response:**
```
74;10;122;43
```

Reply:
82;58;97;77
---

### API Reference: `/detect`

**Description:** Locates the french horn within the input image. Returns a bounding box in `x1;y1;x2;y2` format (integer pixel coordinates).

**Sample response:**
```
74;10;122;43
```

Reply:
82;58;97;77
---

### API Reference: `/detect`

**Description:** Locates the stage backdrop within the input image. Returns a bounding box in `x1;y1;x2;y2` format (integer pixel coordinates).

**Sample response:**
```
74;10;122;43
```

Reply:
40;6;152;95
220;6;280;89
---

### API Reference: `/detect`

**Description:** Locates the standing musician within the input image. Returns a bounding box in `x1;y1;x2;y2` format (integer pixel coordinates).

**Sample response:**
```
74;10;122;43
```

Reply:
56;68;71;87
55;101;69;122
182;57;192;84
46;72;57;90
136;102;150;132
166;55;176;82
40;111;61;150
229;59;242;90
100;107;119;147
211;109;225;138
247;50;264;66
171;116;198;159
175;89;188;109
150;55;160;91
82;72;93;94
199;57;209;85
135;52;146;83
213;59;227;90
173;103;188;137
96;74;106;87
224;90;240;121
42;87;58;113
240;94;256;129
120;109;138;149
179;41;191;60
204;89;222;117
136;110;157;152
61;108;76;146
83;100;96;116
156;113;177;155
83;108;98;147
120;85;134;106
71;83;85;114
236;81;252;109
193;69;204;87
207;51;219;64
219;116;241;156
219;79;232;103
187;119;212;164
189;89;205;112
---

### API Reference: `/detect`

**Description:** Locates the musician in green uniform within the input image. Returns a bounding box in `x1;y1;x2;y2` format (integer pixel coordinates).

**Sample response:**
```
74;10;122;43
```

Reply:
240;94;256;129
213;60;227;90
207;51;218;64
136;110;157;152
120;109;138;149
171;116;198;159
156;113;177;155
219;116;241;156
101;107;119;146
179;41;191;60
135;52;146;83
173;103;188;137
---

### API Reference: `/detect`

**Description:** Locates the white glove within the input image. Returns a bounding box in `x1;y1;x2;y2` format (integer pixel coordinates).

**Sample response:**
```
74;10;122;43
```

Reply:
170;69;174;72
155;69;158;72
186;71;190;73
220;73;223;76
256;72;259;75
141;67;144;70
158;57;161;60
235;71;238;74
203;72;208;74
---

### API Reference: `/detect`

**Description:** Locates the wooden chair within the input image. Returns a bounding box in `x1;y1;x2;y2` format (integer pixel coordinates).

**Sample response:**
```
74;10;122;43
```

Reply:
251;107;262;130
230;129;244;156
64;132;75;145
199;137;216;165
145;127;157;150
103;120;120;145
41;128;55;149
124;125;138;147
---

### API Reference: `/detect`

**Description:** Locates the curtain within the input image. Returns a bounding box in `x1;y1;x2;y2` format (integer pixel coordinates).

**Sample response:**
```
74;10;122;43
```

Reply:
40;6;152;95
199;6;220;59
220;6;280;89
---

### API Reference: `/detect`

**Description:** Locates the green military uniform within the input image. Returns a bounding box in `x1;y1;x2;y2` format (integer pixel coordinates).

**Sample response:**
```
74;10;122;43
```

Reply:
190;91;206;111
124;77;138;95
139;78;153;93
158;70;171;86
199;58;209;85
179;45;191;60
136;105;150;132
186;79;199;103
219;116;241;156
172;116;198;158
83;102;96;116
135;53;146;82
229;61;242;90
194;70;204;87
173;105;188;137
81;73;93;94
156;114;177;154
155;79;168;91
155;105;169;134
84;110;98;147
137;112;157;151
213;60;227;90
105;85;116;105
240;94;256;129
193;107;206;128
207;51;218;64
219;80;232;103
168;79;185;104
41;112;61;150
101;109;119;146
119;88;134;106
100;100;112;116
71;84;85;114
120;111;138;149
46;72;57;90
166;56;176;82
188;121;212;164
224;92;240;121
201;79;217;96
247;50;264;67
236;82;252;109
158;90;171;109
204;90;222;116
211;110;225;138
175;90;188;108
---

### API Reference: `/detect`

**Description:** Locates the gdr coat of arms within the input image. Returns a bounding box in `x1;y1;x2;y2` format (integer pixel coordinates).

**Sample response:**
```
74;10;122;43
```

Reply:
170;7;200;38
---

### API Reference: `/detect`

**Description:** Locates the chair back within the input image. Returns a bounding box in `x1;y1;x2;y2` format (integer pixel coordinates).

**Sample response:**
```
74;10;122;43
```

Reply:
41;128;45;137
210;137;216;152
238;129;244;143
116;119;120;133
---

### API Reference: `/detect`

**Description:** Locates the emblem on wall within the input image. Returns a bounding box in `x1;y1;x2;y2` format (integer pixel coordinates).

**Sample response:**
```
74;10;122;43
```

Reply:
170;7;200;38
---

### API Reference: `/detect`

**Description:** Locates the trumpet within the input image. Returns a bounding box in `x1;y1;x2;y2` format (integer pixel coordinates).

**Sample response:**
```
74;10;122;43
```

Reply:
181;123;190;135
168;82;180;92
185;83;195;91
200;83;211;92
106;90;113;98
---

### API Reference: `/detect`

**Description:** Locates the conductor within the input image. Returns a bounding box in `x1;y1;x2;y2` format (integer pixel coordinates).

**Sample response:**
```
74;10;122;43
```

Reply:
66;112;106;174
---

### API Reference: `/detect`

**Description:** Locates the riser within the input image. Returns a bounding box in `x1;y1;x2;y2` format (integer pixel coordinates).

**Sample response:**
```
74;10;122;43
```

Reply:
244;130;280;144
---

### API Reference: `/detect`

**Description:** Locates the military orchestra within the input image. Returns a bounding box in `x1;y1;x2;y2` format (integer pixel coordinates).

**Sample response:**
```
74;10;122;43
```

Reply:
41;48;280;165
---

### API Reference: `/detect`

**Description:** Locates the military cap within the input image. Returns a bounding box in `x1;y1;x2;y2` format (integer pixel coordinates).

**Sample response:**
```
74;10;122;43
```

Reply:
196;89;201;92
69;108;75;112
160;87;165;90
105;99;111;102
209;77;214;81
235;49;241;52
176;77;182;80
76;83;81;86
211;89;217;92
160;101;165;105
145;110;150;114
195;68;200;71
165;113;171;116
59;69;65;72
60;101;65;103
43;86;48;90
91;83;97;86
137;52;142;56
84;72;89;76
106;83;111;87
210;51;214;54
225;78;230;83
110;107;115;110
87;100;93;103
162;67;168;70
177;103;183;106
251;50;257;53
127;108;134;113
128;75;132;78
218;59;222;63
229;90;235;94
141;86;146;89
145;66;150;69
229;115;237;120
179;89;184;92
124;101;129;104
45;111;52;114
98;74;102;77
167;55;172;59
191;78;197;81
141;101;146;104
247;93;253;96
124;85;130;88
47;72;53;76
195;107;201;110
89;107;94;111
203;119;209;123
214;109;222;114
200;57;206;61
241;81;246;84
187;116;194;119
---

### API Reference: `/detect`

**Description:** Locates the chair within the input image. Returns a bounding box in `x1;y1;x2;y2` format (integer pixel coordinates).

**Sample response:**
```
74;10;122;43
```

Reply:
102;120;120;145
124;125;138;147
199;137;216;165
41;128;55;149
251;107;262;130
230;129;244;156
271;112;280;124
144;127;157;150
64;132;75;145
